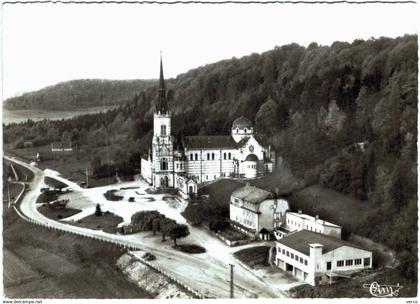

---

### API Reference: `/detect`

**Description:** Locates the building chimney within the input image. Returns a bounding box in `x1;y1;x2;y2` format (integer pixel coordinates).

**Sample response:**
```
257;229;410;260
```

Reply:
298;210;302;214
315;215;319;220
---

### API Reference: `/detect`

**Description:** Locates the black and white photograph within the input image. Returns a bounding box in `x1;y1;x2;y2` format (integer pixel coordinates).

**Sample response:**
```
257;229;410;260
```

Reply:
1;0;418;301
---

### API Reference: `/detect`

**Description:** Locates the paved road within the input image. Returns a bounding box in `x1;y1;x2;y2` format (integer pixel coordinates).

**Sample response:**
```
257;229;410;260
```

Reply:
4;156;298;298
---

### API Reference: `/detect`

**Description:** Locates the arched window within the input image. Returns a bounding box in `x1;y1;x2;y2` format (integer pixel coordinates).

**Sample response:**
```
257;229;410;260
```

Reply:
207;153;210;160
161;124;167;136
228;152;231;159
223;152;226;160
160;158;168;170
211;153;215;160
190;154;193;161
195;153;198;161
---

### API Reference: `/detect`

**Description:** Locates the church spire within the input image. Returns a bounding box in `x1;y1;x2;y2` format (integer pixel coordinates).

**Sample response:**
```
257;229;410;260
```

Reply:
156;52;169;114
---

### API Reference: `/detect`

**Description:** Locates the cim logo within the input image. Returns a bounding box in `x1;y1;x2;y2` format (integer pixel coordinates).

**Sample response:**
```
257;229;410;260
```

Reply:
363;281;403;297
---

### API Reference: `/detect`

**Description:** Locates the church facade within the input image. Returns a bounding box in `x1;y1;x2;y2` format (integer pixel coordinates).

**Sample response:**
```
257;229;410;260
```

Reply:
141;57;276;198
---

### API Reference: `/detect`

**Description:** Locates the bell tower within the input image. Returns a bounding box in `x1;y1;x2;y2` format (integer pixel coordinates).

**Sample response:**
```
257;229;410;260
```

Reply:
152;54;174;188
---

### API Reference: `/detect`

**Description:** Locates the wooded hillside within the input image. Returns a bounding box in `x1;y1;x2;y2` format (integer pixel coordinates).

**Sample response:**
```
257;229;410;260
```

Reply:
3;79;156;110
3;34;417;281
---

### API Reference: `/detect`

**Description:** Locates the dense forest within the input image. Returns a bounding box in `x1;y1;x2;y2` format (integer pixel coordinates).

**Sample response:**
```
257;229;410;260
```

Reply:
3;34;417;281
3;79;155;110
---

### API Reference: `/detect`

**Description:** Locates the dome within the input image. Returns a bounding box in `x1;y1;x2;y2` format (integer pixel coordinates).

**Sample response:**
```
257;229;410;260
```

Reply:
232;116;252;130
245;154;258;162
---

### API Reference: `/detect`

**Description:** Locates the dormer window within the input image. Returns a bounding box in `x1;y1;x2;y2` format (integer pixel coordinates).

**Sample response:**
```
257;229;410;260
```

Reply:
244;128;247;133
236;128;239;133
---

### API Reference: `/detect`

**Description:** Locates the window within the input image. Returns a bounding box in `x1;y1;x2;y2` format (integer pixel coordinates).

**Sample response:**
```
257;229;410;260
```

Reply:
212;153;215;160
299;257;303;263
207;153;210;160
190;154;193;161
304;260;308;266
195;153;198;161
228;152;231;159
286;251;290;257
244;128;247;133
161;124;167;136
295;255;299;261
364;258;370;266
306;225;308;229
160;158;168;171
224;152;226;160
291;253;294;259
355;259;362;265
282;249;285;255
206;175;208;180
346;260;353;266
337;260;344;267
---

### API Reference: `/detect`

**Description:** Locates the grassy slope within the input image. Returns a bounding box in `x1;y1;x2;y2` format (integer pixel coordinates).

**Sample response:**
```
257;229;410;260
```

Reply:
233;246;271;269
4;145;117;187
2;198;150;298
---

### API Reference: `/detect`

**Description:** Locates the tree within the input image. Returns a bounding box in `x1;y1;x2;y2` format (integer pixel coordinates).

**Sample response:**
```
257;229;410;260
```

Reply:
95;203;103;216
159;218;176;242
152;218;161;235
169;224;190;246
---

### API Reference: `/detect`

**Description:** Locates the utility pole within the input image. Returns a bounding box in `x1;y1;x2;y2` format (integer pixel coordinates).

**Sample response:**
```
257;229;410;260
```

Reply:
7;180;11;208
85;167;89;188
229;264;234;298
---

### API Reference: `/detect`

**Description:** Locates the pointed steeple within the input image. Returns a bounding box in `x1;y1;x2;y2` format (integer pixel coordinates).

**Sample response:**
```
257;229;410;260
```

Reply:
156;52;169;114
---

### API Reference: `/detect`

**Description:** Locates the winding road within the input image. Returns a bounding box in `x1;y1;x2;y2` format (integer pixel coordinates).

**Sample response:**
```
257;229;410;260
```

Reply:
4;155;300;298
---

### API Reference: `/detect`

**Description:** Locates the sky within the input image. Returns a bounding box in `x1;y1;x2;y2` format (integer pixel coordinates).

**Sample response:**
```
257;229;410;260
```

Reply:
1;2;418;100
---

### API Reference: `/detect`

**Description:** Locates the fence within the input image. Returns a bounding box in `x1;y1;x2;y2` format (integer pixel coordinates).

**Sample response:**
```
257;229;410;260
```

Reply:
12;203;207;299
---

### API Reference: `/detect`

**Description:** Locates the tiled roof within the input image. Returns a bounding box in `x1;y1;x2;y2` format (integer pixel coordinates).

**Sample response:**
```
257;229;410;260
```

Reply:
231;184;273;204
183;135;238;149
276;230;367;256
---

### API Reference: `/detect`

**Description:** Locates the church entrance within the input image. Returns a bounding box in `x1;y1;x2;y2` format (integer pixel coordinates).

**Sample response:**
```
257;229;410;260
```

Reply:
160;176;169;188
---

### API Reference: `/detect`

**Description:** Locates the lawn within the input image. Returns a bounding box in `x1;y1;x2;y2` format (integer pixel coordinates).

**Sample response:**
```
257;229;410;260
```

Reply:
11;162;35;182
38;204;81;220
4;144;119;188
104;189;124;201
233;246;271;269
4;182;24;202
198;179;244;207
36;191;58;204
72;212;123;233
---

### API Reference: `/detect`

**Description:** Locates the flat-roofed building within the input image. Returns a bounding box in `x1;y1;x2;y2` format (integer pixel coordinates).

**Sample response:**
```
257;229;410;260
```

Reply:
275;230;372;286
274;210;342;240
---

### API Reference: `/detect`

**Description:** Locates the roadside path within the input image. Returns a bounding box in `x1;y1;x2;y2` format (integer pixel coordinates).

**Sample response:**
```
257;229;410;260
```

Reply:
4;156;299;298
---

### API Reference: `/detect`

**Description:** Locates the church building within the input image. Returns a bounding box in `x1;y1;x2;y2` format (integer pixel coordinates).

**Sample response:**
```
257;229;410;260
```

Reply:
141;57;276;198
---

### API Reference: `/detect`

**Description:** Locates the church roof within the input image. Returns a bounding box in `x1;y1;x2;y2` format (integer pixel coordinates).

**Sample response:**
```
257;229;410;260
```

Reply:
231;184;273;204
276;230;366;256
237;136;250;147
156;55;169;114
232;116;252;130
183;135;238;149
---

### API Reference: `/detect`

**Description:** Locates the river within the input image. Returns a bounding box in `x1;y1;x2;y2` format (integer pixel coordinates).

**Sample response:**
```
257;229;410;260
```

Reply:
2;106;115;125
